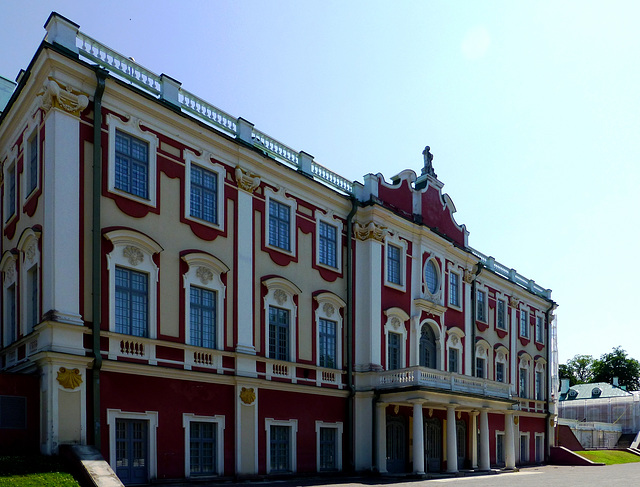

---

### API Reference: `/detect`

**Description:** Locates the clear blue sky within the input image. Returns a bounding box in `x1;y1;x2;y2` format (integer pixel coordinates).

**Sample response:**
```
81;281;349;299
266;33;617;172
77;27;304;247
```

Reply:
3;1;639;365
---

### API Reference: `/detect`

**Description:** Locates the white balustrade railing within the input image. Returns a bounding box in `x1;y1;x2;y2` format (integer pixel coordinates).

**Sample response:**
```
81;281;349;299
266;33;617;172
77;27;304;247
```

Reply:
378;366;512;399
251;129;299;167
179;89;237;136
311;162;354;193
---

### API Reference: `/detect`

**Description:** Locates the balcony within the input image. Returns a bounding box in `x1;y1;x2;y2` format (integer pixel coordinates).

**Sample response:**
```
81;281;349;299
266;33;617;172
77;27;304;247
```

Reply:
377;366;512;400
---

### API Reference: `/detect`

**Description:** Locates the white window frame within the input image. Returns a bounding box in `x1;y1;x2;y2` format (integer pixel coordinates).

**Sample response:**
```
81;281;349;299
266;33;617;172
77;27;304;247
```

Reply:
315;211;343;271
519;305;531;339
182;413;225;478
535;314;544;344
315;421;343;472
423;254;443;301
4;159;16;223
535;360;546;401
534;433;544;463
106;409;158;481
476;285;487;323
265;187;297;256
475;340;490;379
104;229;163;339
1;252;17;347
18;228;40;336
448;268;461;309
495;346;509;383
496;294;507;331
263;277;300;361
518;355;532;399
184;149;225;230
446;327;464;374
23;117;40;201
265;418;298;474
519;432;530;464
314;292;346;369
384;234;406;291
495;430;506;467
384;307;410;370
182;253;228;350
107;113;158;206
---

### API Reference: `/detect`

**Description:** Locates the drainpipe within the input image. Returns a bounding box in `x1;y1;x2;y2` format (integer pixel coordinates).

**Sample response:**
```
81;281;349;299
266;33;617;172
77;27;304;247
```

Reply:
345;195;358;472
92;68;107;449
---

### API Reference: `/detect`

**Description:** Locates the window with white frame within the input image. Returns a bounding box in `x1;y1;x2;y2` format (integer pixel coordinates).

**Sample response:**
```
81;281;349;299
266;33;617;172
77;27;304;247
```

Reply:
495;348;508;383
265;189;297;254
315;293;345;369
535;315;544;343
419;323;438;369
446;329;464;374
315;421;343;471
107;409;158;481
424;258;440;296
449;347;459;374
520;433;530;464
497;299;506;330
518;357;531;398
476;357;486;378
107;114;158;205
449;270;460;307
496;431;505;467
265;419;297;474
184;151;225;229
4;161;16;222
520;309;529;338
476;290;486;322
384;307;409;371
26;130;39;196
182;413;225;477
535;361;546;401
1;253;17;346
182;253;228;351
387;244;401;285
475;340;489;379
18;229;40;336
496;361;505;383
316;214;342;270
263;277;300;362
105;229;162;339
534;433;544;463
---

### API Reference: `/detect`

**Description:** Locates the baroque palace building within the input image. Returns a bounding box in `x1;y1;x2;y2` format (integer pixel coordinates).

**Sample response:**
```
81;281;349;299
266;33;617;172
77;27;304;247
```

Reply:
0;13;558;484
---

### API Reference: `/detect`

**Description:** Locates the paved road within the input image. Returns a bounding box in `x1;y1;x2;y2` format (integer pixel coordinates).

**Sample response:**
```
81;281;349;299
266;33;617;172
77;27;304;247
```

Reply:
159;464;640;487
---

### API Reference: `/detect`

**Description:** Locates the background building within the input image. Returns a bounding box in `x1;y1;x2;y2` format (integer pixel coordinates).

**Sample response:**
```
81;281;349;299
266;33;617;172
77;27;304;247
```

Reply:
0;13;558;484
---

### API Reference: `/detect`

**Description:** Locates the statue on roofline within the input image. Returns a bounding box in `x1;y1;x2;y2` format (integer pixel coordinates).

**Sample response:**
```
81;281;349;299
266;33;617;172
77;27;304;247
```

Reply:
421;145;437;178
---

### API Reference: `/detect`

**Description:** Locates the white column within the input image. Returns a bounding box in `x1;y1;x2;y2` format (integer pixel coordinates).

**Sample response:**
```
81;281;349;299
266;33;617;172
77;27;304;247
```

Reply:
412;403;425;474
376;403;388;473
235;188;256;357
470;411;479;469
479;409;491;470
42;108;83;326
505;412;516;469
446;405;458;473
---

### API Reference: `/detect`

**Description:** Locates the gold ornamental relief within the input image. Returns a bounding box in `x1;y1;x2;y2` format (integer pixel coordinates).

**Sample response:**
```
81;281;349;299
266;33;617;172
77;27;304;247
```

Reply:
234;166;261;193
57;367;83;389
354;221;387;242
240;387;256;405
38;78;89;116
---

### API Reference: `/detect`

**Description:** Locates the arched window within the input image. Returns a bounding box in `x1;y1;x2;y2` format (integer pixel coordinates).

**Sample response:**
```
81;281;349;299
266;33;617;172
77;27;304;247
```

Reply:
419;324;437;369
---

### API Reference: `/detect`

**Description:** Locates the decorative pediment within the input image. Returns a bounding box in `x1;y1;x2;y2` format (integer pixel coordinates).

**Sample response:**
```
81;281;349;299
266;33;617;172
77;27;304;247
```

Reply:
414;298;447;317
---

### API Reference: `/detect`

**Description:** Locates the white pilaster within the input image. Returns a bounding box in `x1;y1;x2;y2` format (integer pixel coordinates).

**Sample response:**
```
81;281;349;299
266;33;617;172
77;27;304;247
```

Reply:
235;384;258;475
464;281;472;375
376;403;387;473
479;409;491;470
470;410;479;469
235;189;256;359
42;107;83;326
510;305;518;395
505;412;516;469
446;405;458;473
412;402;425;474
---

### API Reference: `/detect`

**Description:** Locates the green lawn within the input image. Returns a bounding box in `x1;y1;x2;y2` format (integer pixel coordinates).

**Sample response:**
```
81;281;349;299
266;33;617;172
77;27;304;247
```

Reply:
576;450;640;465
0;456;80;486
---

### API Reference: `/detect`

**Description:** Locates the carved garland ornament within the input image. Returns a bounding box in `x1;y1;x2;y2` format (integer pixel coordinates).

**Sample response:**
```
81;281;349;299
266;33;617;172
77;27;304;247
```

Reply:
322;303;335;317
274;289;288;306
123;246;144;266
39;78;89;116
234;166;261;193
354;221;387;242
240;387;256;405
390;317;401;330
4;263;16;284
196;266;214;285
25;244;37;264
57;367;83;389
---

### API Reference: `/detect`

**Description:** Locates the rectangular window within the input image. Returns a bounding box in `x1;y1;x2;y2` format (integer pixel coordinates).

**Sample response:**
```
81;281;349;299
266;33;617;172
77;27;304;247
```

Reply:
496;433;505;466
497;299;506;330
318;221;337;268
115;266;149;337
519;368;528;398
190;422;217;476
115;130;149;199
449;347;459;374
520;310;529;338
190;165;218;224
388;332;401;370
535;371;544;400
269;200;291;251
535;316;544;343
269;306;289;361
28;134;38;194
27;266;38;333
449;272;460;307
535;435;544;463
270;425;291;473
476;357;485;378
496;362;505;383
5;284;16;344
318;318;336;368
319;427;337;471
476;290;486;322
387;244;401;285
0;395;27;429
6;165;15;221
190;286;216;349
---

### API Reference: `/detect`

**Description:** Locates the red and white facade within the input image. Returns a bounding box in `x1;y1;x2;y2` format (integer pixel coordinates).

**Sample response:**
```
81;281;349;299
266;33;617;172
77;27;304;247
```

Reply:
0;13;557;484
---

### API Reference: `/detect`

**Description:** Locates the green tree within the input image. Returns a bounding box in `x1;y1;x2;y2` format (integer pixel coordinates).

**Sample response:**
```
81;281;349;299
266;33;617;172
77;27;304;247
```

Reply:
591;347;640;391
558;363;578;387
559;354;594;386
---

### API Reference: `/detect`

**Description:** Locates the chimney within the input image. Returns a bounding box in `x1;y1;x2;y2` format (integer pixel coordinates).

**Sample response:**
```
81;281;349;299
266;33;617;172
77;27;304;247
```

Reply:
561;378;570;394
613;377;619;387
